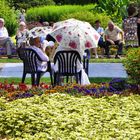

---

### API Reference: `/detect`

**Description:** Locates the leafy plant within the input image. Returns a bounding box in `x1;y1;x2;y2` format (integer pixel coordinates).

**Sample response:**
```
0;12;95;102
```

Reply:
26;5;94;22
0;0;18;36
124;48;140;84
60;11;111;28
0;80;139;101
7;0;55;10
0;94;140;139
94;0;129;23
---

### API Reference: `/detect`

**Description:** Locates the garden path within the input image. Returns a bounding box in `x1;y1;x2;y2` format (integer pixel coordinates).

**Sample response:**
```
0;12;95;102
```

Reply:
0;63;128;78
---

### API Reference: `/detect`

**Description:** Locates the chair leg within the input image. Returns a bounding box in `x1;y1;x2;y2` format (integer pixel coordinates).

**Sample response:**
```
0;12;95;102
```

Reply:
66;76;69;83
79;72;82;84
54;73;60;86
54;73;57;86
36;72;42;86
50;71;53;86
57;74;60;85
83;58;86;69
75;74;79;84
55;74;60;86
31;73;36;85
22;72;26;83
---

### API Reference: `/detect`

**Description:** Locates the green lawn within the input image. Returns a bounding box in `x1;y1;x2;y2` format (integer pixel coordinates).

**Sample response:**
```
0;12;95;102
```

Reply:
0;77;124;85
0;57;124;63
90;57;125;63
0;58;21;63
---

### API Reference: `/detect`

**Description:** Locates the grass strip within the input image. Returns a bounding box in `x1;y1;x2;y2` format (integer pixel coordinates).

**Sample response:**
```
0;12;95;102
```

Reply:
0;58;124;63
0;58;21;63
0;77;124;85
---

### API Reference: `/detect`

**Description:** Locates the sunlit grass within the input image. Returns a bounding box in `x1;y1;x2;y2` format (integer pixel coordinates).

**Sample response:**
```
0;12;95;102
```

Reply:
0;77;124;85
0;57;124;63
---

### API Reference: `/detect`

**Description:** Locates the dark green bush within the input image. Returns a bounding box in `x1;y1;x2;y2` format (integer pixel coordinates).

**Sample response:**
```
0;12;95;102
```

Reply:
7;0;55;10
60;11;111;28
53;0;96;5
26;5;94;23
124;48;140;84
0;0;18;36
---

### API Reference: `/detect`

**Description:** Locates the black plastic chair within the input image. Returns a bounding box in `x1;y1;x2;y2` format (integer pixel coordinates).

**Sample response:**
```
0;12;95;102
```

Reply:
83;49;90;76
17;48;53;86
53;50;82;86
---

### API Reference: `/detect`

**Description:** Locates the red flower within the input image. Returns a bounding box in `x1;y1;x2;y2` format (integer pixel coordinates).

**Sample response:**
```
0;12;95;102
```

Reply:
69;41;77;49
40;82;45;88
0;83;2;89
85;41;92;48
39;82;49;89
56;34;62;42
44;84;49;89
18;83;28;91
40;83;50;89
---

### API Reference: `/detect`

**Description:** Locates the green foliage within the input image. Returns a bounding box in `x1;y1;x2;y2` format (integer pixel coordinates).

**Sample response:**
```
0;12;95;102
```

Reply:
94;0;130;23
0;94;140;139
26;5;94;22
0;0;17;36
53;0;96;5
124;48;140;84
60;11;111;28
7;0;55;10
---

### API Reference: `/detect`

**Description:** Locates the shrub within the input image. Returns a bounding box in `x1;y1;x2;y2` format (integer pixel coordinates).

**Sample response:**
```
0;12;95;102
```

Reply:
124;48;140;84
60;11;111;28
94;0;129;24
7;0;55;10
0;0;18;36
26;5;94;23
0;94;140;139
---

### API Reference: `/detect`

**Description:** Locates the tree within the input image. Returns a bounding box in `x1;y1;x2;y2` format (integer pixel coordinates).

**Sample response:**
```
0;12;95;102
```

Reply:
53;0;97;5
7;0;55;10
0;0;17;35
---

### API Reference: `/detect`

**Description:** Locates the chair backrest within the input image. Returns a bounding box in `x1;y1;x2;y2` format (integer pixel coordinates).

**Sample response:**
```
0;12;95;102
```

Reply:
17;48;42;73
54;50;81;76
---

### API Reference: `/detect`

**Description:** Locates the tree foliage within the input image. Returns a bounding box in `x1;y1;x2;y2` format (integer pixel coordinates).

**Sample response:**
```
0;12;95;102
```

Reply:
7;0;55;9
94;0;129;21
0;0;17;36
60;11;110;28
94;0;140;23
7;0;98;9
53;0;97;5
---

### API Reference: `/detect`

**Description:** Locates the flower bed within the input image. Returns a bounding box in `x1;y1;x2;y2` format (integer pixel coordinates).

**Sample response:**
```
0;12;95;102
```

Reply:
0;78;139;101
0;94;140;139
0;79;140;139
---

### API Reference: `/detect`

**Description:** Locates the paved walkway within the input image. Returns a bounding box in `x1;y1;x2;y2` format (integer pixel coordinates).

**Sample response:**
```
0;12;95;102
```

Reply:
0;63;128;78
